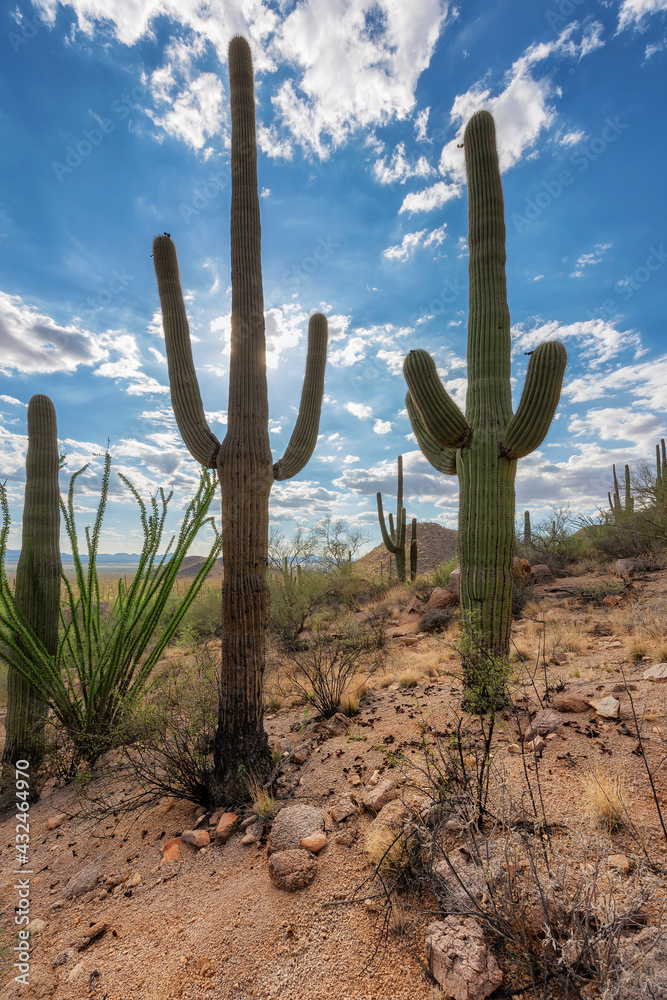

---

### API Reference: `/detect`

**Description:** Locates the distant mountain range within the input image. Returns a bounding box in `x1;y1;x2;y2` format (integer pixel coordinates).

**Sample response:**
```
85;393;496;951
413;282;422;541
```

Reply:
3;550;144;565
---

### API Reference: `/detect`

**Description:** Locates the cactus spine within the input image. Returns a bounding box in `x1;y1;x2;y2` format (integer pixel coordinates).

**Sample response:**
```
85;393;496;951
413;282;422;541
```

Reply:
3;395;61;766
403;111;566;711
152;37;327;801
523;510;531;545
377;455;416;584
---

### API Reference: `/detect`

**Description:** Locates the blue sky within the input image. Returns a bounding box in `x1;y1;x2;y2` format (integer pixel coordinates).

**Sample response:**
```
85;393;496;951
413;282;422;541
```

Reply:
1;0;666;556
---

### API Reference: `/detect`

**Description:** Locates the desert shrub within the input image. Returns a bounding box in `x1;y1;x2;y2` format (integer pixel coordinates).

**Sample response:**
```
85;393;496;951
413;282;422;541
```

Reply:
418;607;457;634
267;568;331;650
570;579;630;606
511;578;534;618
431;554;459;589
280;619;386;717
173;585;222;644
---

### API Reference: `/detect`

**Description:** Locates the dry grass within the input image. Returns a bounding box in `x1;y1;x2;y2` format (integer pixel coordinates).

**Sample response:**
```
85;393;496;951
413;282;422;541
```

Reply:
365;824;413;877
248;775;277;820
397;669;420;689
388;904;409;936
582;765;628;832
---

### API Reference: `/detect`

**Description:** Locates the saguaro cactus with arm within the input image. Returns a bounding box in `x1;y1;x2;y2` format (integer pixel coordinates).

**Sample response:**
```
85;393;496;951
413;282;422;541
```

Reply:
376;455;414;584
2;395;61;766
403;111;566;711
152;36;327;802
608;463;633;517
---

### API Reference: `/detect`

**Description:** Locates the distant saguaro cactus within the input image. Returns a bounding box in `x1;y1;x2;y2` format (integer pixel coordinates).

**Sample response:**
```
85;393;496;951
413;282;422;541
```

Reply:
376;456;416;584
523;510;531;545
608;463;633;517
403;111;566;711
152;37;327;801
3;395;61;766
656;439;666;508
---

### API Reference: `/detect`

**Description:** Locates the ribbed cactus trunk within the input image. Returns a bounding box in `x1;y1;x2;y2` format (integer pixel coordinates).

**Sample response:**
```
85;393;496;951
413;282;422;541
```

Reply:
377;455;408;583
609;463;633;516
524;510;531;545
3;395;61;766
409;518;417;581
153;37;327;803
404;112;566;712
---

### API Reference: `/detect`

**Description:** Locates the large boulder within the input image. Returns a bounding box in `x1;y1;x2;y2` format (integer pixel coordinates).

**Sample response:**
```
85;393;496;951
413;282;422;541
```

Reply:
531;564;555;585
267;804;325;855
426;917;502;1000
268;849;317;891
425;587;457;611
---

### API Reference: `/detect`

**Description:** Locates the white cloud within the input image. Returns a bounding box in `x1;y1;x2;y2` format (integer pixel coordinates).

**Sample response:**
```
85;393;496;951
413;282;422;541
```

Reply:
373;142;435;184
558;128;586;146
0;290;107;374
568;407;664;448
512;318;642;368
346;402;372;419
569;242;612;277
617;0;667;33
373;419;392;434
399;180;462;214
415;106;430;141
343;454;359;463
563;355;667;411
0;395;26;407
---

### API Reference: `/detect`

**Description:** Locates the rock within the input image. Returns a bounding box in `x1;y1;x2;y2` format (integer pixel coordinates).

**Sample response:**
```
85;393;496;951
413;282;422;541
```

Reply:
588;696;620;719
523;708;566;740
47;812;68;830
361;777;399;813
62;861;101;899
72;920;109;951
433;842;506;910
613;558;641;577
608;853;632;875
348;773;362;786
553;694;592;713
125;872;141;888
512;557;532;583
181;829;211;848
299;831;327;853
208;806;225;827
292;746;310;764
449;565;461;597
367;798;410;835
267;804;325;854
240;814;259;829
368;770;381;786
330;795;359;823
426;917;503;1000
322;712;351;737
602;594;620;607
525;735;546;756
643;663;667;681
404;595;427;615
53;948;75;968
531;564;555;584
506;743;521;754
241;832;259;846
160;837;183;864
334;830;356;846
425;587;457;611
215;812;239;842
27;918;46;934
268;849;317;891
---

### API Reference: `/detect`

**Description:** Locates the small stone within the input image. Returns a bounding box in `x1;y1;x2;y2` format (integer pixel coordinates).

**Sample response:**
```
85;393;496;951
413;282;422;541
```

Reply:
215;813;239;842
299;832;327;853
241;833;259;846
426;916;503;1000
27;918;47;934
607;853;632;875
48;812;68;830
268;849;317;891
348;773;362;786
425;587;457;611
53;948;75;968
553;694;592;713
368;770;381;786
267;804;325;854
335;830;355;846
72;920;109;951
160;837;182;864
523;708;566;740
643;663;667;681
602;595;620;607
292;746;310;764
524;736;546;755
330;796;359;823
361;777;398;813
181;829;211;848
506;744;521;754
125;872;141;888
62;861;101;899
240;814;259;829
323;712;351;737
588;696;620;719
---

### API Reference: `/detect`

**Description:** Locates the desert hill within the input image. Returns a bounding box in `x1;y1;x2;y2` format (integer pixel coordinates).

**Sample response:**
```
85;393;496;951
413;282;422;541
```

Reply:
354;521;458;577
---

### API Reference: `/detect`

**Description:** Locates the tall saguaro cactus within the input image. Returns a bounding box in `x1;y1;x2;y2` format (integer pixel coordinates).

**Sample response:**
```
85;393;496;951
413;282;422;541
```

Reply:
152;36;327;802
403;111;566;711
3;395;61;766
377;455;417;583
608;463;633;517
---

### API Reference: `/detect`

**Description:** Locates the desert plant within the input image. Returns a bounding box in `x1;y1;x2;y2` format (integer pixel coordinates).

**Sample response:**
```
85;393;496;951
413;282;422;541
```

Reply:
152;37;327;801
280;620;385;718
524;509;531;545
0;455;221;774
418;607;456;634
2;395;61;769
377;455;418;583
403;111;566;711
609;463;634;517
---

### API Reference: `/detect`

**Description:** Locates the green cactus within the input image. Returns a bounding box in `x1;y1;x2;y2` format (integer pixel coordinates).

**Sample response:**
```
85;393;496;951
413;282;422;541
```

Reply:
608;463;633;517
152;36;327;802
376;455;415;584
403;111;567;712
523;510;531;546
3;395;61;766
409;517;418;582
656;439;667;508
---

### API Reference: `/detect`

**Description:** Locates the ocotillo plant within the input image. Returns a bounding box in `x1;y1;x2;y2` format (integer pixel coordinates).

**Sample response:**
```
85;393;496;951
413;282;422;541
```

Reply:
152;37;327;802
608;463;633;517
376;455;416;583
403;111;566;711
524;510;531;545
2;395;61;767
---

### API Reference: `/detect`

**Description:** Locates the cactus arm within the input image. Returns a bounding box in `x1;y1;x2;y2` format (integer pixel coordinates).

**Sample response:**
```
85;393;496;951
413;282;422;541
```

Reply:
404;350;471;449
153;235;220;469
377;492;398;552
398;507;406;551
273;313;328;481
406;392;458;475
501;341;567;459
624;464;633;512
410;517;417;582
524;510;531;545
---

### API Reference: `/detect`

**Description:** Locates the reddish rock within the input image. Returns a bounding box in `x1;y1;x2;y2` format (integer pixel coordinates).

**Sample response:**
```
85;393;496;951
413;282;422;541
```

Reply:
531;564;555;584
602;595;620;607
553;694;592;713
215;813;239;842
512;557;532;583
523;708;566;740
299;832;327;853
425;587;457;612
48;813;68;831
160;837;183;864
181;829;211;848
268;849;317;891
361;777;399;813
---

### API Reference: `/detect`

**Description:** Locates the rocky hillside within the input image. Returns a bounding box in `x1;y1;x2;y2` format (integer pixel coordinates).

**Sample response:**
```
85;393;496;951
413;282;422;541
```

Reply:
354;521;458;577
176;555;224;580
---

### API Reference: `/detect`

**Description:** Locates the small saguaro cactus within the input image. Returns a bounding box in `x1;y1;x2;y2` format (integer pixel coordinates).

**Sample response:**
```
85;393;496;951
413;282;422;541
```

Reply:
409;517;417;581
608;463;633;517
376;455;417;584
3;395;62;767
656;439;666;508
403;111;567;711
152;36;327;802
523;510;531;546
